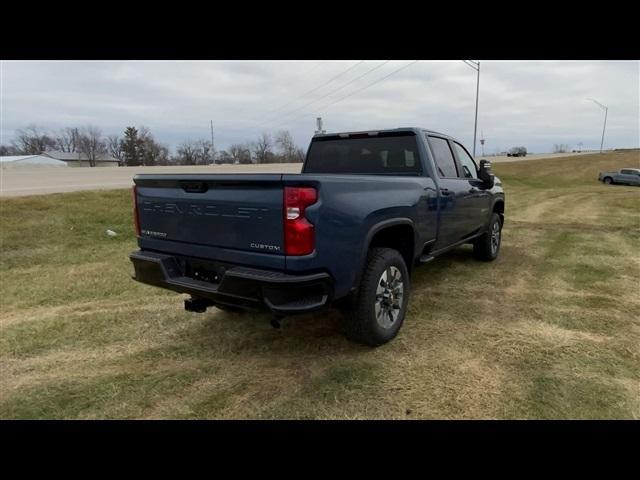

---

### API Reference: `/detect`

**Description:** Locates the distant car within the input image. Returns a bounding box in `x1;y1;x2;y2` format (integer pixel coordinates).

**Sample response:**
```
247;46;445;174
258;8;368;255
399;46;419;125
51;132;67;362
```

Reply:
598;168;640;186
506;146;527;157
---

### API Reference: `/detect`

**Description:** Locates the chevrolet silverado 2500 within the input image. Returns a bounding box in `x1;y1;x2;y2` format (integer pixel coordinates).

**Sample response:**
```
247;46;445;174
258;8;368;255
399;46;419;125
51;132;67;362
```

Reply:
130;128;505;345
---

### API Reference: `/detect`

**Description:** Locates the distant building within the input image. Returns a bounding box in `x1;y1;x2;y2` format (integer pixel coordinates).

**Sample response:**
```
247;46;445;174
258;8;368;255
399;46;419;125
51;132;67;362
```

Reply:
0;155;69;168
43;151;120;167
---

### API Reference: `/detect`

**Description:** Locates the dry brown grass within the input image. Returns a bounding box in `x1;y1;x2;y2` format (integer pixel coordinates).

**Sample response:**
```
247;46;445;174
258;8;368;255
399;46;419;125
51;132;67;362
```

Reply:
0;151;639;419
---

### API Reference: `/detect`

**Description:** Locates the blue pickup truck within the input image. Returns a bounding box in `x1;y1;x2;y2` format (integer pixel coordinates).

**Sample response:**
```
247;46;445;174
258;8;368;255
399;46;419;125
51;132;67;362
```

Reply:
130;128;505;345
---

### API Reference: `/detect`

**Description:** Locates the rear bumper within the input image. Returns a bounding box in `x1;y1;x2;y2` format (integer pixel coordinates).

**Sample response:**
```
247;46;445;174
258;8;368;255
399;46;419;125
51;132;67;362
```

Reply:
129;250;332;315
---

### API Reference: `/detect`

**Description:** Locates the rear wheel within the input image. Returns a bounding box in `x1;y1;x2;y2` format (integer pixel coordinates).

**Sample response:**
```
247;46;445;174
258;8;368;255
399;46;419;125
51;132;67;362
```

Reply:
345;248;410;346
603;177;613;184
473;213;502;261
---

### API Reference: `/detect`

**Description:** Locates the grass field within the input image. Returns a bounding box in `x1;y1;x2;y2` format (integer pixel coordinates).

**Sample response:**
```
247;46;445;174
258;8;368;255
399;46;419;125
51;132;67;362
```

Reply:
1;151;639;419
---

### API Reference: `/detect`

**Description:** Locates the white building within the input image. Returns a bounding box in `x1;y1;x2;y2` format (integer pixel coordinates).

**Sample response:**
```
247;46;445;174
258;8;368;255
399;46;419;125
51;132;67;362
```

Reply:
0;155;69;168
43;151;120;167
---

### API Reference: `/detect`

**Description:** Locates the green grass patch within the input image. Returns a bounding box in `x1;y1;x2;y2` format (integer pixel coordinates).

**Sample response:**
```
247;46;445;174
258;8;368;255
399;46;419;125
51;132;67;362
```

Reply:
261;361;381;419
522;374;633;419
0;369;205;419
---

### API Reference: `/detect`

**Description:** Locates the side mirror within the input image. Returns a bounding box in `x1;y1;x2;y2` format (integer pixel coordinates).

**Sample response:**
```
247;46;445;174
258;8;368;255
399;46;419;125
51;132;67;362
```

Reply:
478;159;495;189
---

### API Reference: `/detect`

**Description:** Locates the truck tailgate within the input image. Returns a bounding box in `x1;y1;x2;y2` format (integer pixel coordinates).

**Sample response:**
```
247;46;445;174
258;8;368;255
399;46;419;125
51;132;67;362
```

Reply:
134;174;284;255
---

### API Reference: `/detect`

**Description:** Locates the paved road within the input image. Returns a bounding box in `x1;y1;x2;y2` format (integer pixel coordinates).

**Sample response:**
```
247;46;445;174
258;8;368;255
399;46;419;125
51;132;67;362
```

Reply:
0;163;303;197
484;152;597;163
0;152;596;197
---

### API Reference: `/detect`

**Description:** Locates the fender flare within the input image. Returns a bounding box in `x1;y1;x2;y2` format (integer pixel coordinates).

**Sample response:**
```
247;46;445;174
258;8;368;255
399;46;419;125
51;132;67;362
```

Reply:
490;198;505;228
351;217;417;292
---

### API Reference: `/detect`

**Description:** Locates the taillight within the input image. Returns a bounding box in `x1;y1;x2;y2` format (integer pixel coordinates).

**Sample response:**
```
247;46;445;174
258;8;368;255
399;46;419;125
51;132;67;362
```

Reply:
284;186;317;255
132;185;141;237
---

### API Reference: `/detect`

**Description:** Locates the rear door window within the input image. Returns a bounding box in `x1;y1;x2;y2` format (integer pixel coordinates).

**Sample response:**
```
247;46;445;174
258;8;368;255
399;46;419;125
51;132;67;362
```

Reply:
427;136;458;178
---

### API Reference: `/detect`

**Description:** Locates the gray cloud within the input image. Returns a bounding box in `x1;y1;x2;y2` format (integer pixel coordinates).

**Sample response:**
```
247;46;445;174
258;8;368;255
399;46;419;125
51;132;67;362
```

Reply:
1;60;638;154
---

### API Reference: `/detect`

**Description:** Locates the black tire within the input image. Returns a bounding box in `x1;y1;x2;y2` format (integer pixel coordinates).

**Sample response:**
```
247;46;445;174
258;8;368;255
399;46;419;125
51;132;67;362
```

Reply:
473;212;502;261
345;248;410;346
603;177;613;185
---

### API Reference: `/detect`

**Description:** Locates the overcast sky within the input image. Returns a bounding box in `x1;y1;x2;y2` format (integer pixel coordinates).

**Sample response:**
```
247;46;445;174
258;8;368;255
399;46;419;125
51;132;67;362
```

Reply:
1;60;638;154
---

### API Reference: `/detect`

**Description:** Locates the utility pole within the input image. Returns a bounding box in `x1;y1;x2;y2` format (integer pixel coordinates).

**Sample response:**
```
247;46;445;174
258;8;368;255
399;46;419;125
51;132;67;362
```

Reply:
211;120;216;163
587;98;608;153
463;60;480;157
315;117;326;134
480;130;485;157
600;108;608;153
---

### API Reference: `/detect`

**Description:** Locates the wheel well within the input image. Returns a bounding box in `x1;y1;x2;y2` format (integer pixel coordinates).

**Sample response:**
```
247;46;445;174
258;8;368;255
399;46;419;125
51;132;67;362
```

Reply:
368;224;415;271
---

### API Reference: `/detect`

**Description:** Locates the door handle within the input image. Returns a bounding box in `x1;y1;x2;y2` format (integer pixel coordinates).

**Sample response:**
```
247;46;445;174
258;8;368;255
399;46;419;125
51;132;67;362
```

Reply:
440;188;452;196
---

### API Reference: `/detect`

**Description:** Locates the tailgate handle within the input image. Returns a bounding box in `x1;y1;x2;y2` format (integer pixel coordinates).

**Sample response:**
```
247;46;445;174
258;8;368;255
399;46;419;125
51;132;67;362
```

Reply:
181;181;209;193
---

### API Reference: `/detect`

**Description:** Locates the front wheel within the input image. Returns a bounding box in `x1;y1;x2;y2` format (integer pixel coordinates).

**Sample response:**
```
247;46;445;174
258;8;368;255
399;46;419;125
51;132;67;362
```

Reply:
345;248;410;346
473;213;502;261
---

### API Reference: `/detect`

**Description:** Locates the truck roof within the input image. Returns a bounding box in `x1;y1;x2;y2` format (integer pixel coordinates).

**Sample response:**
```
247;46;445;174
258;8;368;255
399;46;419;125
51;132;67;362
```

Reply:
312;127;459;142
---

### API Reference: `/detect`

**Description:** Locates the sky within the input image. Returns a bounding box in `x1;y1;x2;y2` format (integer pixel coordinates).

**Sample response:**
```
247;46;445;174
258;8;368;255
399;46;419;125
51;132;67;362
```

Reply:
1;60;638;155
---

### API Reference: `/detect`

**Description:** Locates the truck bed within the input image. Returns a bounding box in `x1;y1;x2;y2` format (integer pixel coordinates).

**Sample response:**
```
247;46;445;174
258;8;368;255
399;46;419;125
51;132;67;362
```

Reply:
133;172;438;298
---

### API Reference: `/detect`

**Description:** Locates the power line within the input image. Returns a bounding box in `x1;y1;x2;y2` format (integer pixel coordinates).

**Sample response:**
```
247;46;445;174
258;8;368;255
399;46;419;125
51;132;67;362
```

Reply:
463;60;479;70
278;61;420;128
253;61;364;125
254;61;356;122
300;61;324;77
319;61;418;114
256;61;391;129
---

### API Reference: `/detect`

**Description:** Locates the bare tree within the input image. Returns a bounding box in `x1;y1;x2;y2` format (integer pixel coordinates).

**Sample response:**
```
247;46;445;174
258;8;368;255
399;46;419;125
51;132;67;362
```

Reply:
0;144;20;156
154;144;171;165
137;126;171;166
173;139;212;165
194;139;214;165
107;135;124;165
176;140;199;165
137;127;154;166
55;127;80;153
229;143;252;164
275;130;300;163
12;125;57;154
215;150;234;164
77;125;106;167
251;132;273;164
294;147;305;163
553;144;569;153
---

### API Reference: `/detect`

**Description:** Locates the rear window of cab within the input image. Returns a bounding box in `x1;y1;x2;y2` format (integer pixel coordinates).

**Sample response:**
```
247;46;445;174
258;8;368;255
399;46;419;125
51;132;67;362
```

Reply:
304;132;422;175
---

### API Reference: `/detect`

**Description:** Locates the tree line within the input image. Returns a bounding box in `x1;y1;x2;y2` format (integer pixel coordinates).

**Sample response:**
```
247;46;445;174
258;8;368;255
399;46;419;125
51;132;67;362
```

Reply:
0;124;306;166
